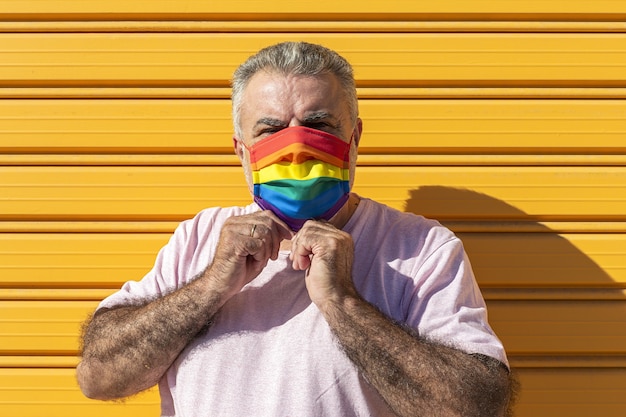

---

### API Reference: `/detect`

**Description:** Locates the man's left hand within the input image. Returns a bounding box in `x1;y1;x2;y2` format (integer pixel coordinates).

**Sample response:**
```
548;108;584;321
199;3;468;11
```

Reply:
289;220;358;310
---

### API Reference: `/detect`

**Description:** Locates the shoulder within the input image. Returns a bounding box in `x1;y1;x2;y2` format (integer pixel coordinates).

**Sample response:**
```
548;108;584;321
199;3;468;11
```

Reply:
174;203;260;243
150;203;261;284
97;203;260;309
353;197;459;257
350;198;471;323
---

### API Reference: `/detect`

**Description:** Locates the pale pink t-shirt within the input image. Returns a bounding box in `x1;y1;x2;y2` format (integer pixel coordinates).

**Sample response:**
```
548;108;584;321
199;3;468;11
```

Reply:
99;197;508;416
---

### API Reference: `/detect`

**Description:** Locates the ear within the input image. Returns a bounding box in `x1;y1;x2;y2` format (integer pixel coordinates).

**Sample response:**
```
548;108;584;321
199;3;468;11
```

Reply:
233;136;245;162
352;118;363;146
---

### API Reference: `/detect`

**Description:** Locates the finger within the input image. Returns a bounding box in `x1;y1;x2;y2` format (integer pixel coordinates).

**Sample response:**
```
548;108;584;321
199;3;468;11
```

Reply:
290;225;314;271
248;223;274;262
290;219;349;269
218;218;267;265
248;223;258;238
261;210;295;241
291;248;312;271
261;215;284;261
250;211;293;260
253;211;294;261
268;226;281;261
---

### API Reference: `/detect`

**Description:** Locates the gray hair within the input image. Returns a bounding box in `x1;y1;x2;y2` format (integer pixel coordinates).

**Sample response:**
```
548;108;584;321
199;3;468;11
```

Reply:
231;42;358;138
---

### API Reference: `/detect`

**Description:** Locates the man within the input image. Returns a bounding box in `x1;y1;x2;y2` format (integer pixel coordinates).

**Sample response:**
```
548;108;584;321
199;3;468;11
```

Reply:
77;41;513;416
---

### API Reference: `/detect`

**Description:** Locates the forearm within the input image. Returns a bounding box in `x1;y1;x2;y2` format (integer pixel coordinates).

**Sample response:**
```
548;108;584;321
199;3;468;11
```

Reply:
77;273;226;400
323;296;512;417
77;211;292;400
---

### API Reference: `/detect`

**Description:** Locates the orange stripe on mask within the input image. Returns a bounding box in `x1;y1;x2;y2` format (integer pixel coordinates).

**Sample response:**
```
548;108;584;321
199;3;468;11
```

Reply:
250;142;348;171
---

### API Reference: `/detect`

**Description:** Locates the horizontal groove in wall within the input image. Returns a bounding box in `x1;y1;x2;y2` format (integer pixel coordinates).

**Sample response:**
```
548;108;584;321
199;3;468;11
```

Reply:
2;21;626;33
482;288;626;301
2;13;625;22
2;215;622;225
1;354;624;369
0;221;179;233
1;221;625;234
2;154;626;167
445;221;626;233
1;1;626;20
0;289;117;301
0;356;78;368
0;154;239;166
5;87;626;99
0;87;234;98
510;354;626;368
2;288;625;302
10;80;626;89
359;87;626;99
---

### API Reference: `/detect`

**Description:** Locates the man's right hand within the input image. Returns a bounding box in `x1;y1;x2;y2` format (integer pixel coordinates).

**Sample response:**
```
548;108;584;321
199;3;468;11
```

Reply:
204;210;293;301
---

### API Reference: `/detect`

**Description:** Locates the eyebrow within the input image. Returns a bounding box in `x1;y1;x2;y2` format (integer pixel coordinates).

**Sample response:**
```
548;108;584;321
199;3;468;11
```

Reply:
302;111;341;128
253;112;342;131
254;117;288;129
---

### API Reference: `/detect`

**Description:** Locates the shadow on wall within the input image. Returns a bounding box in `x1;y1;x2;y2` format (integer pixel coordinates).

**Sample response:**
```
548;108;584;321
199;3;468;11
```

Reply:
404;186;624;415
404;186;616;290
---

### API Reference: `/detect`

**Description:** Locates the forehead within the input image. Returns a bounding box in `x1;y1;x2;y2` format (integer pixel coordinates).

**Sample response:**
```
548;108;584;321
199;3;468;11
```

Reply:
239;71;349;129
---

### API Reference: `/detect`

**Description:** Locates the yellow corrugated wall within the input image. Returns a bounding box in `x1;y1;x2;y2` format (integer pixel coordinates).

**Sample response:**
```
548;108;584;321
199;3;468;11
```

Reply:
1;2;625;416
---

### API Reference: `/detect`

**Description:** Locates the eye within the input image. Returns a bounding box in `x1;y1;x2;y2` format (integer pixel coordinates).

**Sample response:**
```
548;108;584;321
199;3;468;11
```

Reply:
257;126;282;136
306;121;331;131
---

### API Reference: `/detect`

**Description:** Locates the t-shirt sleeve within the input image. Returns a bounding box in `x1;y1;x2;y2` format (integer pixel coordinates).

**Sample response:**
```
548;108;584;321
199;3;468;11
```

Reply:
96;211;216;311
406;237;509;368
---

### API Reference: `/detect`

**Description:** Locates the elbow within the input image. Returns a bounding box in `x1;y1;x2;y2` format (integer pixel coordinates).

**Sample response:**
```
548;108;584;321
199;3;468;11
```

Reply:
465;358;517;417
480;365;518;417
76;358;159;401
498;367;519;417
76;360;120;401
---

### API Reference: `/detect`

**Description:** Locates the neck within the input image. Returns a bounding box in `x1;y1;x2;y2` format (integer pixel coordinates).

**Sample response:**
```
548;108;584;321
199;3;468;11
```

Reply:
329;192;360;230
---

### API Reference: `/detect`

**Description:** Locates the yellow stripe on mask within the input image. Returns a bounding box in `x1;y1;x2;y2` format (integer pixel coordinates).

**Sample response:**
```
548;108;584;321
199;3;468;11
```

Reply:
253;160;349;184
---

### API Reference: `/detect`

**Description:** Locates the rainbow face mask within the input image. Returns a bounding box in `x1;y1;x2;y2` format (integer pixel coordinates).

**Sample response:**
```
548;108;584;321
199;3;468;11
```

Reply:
245;126;352;231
